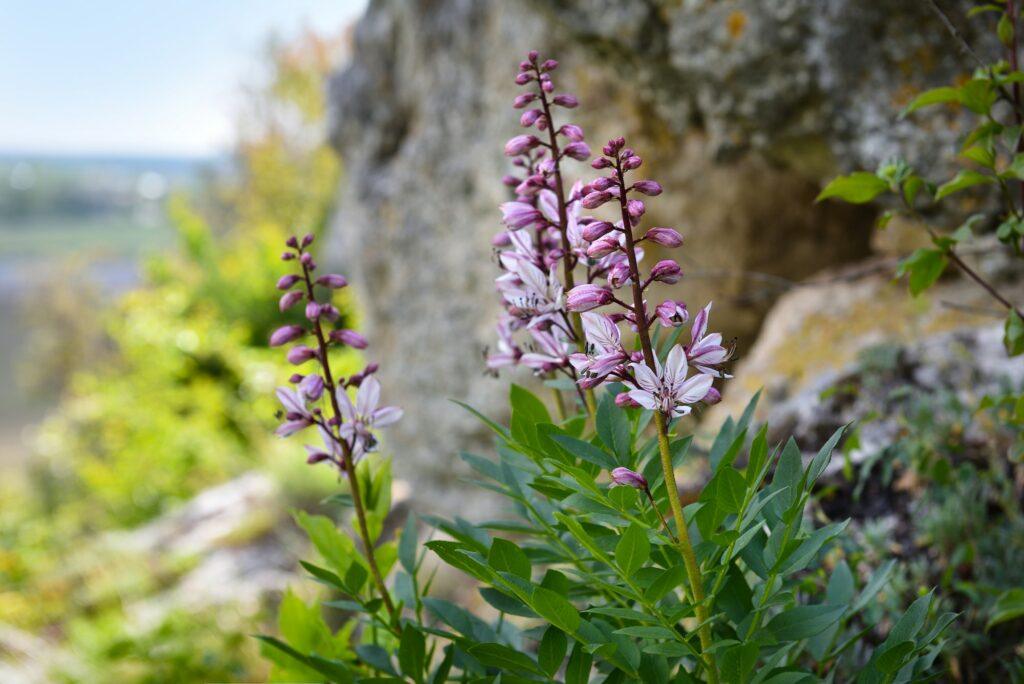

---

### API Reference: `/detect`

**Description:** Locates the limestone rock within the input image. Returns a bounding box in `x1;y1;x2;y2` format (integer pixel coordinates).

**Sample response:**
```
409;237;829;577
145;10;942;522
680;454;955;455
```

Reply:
326;0;985;512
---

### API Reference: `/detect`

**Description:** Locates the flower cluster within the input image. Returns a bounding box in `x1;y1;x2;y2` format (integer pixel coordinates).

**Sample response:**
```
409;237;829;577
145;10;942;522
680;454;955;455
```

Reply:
270;233;401;469
487;51;591;379
562;136;733;418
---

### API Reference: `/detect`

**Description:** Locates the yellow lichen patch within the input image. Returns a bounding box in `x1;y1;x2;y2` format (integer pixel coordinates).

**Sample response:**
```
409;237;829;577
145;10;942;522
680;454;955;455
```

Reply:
726;10;747;40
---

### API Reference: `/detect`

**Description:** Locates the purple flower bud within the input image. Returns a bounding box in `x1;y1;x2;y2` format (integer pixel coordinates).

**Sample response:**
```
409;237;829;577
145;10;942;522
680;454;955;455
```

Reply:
528;50;539;62
519;60;531;71
306;450;331;465
279;290;304;312
364;362;379;375
610;467;648;490
587;235;621;258
535;115;549;131
330;329;368;349
287;345;317;365
563;142;590;161
644;227;683;248
492;231;512;247
627;199;645;220
560;124;584;142
520;109;542;127
650;259;683;284
500;201;543;229
299;373;325;400
300;252;314;266
289;373;304;384
566;284;613;312
607;261;632;288
632;180;662;196
302;233;315;247
504;134;540;156
276;274;301;290
553;94;578;108
513;93;536;109
623;155;643;170
270;325;304;347
702;387;722;405
591;157;612;169
286;236;299;248
502;174;519;187
615;392;642;408
320;304;340;322
515;72;532;85
542;59;558;71
582;191;613;209
305;302;322;320
541;79;554;93
581;220;614;242
313;274;345;289
281;252;296;261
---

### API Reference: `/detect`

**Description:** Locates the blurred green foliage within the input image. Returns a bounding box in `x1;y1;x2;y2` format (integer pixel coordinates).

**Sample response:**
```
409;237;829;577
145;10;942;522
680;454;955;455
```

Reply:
0;30;351;682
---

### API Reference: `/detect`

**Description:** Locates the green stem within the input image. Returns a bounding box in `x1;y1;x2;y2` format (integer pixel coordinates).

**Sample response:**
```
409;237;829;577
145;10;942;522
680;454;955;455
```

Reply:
655;411;718;682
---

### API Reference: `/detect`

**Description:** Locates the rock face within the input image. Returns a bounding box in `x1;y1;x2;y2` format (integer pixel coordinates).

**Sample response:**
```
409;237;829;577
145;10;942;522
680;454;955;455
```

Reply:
326;0;983;512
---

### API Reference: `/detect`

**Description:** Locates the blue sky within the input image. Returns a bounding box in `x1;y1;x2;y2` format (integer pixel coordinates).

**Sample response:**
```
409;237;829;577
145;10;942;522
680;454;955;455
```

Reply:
0;0;367;157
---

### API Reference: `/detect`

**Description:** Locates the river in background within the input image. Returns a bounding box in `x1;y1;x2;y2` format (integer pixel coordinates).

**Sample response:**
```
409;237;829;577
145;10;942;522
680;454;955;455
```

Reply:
0;153;218;469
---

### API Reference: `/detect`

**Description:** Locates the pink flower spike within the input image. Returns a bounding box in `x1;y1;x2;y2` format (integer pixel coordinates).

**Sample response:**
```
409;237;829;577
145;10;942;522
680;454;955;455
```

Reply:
566;284;613;312
644;227;683;248
270;324;304;347
610;467;648;490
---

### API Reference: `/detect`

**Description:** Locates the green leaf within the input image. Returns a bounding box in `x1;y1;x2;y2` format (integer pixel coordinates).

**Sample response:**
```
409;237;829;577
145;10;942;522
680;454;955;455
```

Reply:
356;644;397;675
510;383;551;424
876;640;916;674
959;78;997;114
450;399;508;438
901;86;960;116
615;523;651;576
816;172;888;204
705;466;747;515
934;169;993;200
852;560;896;614
488;537;532;580
987;588;1024;630
565;642;593;684
766;604;846;641
398;627;426;683
530;586;581;634
898;248;947;297
720;642;759;683
613;625;678;639
646;564;687;602
479;587;536;617
551;434;617;470
827;560;855;606
399;511;419;575
255;636;354;683
884;592;932;646
294;511;357;576
538;627;568;676
1005;311;1024;357
597;391;632;463
467;643;544;676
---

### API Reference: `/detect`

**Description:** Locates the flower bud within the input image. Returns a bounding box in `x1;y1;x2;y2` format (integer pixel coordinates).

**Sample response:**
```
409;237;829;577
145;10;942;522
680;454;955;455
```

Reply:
644;227;683;247
702;387;722;405
512;93;536;109
520;109;542;127
500;201;543;229
563;142;590;161
542;59;558;71
560;124;584;142
515;72;532;85
582;191;613;209
299;373;325;400
655;299;689;328
615;392;642;408
566;284;613;312
289;373;304;383
587;235;621;258
553;94;578;108
287;345;317;364
316;274;347;289
632;180;662;196
276;274;301;290
286;236;299;248
300;252;314;266
527;50;539;62
302;233;315;247
591;157;612;169
330;329;368;349
623;155;642;170
306;450;331;465
627;199;645;220
610;467;648;489
492;231;512;247
607;261;631;288
305;302;322;320
279;290;304;312
581;220;614;242
650;259;683;284
320;304;340;322
281;252;296;261
541;79;554;93
504;134;539;156
270;324;305;347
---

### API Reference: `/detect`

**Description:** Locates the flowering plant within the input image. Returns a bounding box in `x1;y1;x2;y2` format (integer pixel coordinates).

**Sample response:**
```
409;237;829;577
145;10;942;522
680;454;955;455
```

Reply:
260;52;952;683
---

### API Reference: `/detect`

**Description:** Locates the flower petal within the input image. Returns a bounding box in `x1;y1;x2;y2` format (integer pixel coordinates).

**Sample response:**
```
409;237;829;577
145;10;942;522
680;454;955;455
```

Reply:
374;406;403;427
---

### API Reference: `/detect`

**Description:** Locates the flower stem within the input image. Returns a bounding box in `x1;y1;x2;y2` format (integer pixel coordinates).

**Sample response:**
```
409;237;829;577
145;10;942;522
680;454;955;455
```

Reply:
614;159;717;682
300;261;400;628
